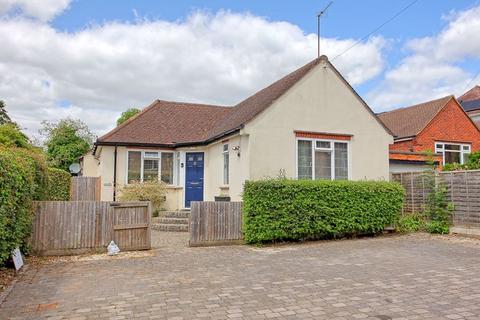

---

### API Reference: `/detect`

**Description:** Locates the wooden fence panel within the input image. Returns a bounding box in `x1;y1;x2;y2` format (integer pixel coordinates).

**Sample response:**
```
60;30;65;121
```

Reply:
31;201;151;255
392;170;480;229
110;202;151;251
70;177;101;201
189;201;243;247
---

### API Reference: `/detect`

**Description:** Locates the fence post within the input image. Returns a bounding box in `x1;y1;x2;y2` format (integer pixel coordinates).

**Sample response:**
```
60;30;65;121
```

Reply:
410;173;414;214
465;171;469;225
399;173;404;215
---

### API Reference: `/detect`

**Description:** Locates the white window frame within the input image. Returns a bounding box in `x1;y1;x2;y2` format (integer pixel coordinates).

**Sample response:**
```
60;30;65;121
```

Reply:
223;144;229;185
434;142;471;165
295;138;351;180
126;150;176;185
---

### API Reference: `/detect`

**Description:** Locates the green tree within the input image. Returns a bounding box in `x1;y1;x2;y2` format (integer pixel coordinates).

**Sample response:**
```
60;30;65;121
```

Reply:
40;118;95;171
0;100;12;125
0;123;30;148
117;108;140;126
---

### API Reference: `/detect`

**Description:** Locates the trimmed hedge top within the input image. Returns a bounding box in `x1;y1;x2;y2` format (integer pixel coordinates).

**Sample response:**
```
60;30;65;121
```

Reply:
243;179;404;244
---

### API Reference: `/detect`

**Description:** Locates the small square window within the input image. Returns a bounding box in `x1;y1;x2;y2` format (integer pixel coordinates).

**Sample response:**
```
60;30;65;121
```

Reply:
435;144;443;150
463;145;470;151
223;144;229;152
316;141;331;149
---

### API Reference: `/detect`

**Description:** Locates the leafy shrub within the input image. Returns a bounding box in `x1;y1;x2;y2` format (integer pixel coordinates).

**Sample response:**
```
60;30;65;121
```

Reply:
243;179;404;244
15;148;49;201
0;146;48;263
423;177;453;234
0;123;30;148
426;220;449;234
119;180;167;211
46;168;71;200
396;213;425;233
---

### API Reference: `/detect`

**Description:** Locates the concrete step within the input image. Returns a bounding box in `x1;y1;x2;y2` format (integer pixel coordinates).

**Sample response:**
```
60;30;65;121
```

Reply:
152;217;188;225
157;211;191;219
152;223;188;232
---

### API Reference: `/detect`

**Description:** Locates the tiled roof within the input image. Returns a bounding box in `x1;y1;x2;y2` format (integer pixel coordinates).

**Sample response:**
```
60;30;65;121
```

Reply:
97;101;231;146
459;86;480;102
378;96;452;139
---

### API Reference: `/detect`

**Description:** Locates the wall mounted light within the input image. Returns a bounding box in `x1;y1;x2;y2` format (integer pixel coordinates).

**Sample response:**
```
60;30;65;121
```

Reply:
232;145;241;157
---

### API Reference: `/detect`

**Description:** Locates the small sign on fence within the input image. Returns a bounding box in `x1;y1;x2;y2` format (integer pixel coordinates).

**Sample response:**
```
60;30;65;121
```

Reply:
12;247;24;271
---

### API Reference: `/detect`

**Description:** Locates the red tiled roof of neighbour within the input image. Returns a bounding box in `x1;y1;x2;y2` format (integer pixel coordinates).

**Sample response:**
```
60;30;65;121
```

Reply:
97;55;390;147
377;96;453;139
459;85;480;102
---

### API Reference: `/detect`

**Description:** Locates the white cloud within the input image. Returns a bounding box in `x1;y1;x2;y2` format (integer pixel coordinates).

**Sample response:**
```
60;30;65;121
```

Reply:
0;10;386;138
369;5;480;111
0;0;71;21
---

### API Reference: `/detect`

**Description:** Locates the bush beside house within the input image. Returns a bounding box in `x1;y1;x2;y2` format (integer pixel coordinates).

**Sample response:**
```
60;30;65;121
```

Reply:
0;147;46;263
243;179;404;244
119;180;167;213
0;146;71;264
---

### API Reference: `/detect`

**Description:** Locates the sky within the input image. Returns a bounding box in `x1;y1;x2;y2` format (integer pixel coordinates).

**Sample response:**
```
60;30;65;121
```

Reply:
1;0;480;139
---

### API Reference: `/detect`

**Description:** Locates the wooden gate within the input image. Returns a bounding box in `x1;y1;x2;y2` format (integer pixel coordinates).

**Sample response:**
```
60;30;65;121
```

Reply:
31;201;151;255
110;202;151;251
189;201;243;247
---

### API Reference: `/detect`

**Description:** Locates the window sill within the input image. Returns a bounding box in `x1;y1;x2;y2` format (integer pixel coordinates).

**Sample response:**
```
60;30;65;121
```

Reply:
219;185;229;190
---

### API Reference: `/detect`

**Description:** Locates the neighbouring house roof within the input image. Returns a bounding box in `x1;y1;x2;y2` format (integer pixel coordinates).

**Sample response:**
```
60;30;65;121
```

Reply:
459;85;480;102
97;55;390;148
461;98;480;113
377;96;453;139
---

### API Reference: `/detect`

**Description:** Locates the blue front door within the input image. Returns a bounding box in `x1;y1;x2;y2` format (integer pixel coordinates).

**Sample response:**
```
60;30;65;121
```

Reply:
185;152;204;208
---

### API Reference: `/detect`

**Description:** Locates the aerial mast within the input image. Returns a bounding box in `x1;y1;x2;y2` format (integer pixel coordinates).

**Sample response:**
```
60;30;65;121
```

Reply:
317;1;333;57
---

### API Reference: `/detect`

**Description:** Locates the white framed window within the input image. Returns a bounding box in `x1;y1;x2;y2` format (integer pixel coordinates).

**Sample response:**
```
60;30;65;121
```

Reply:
297;138;349;180
223;144;229;185
127;150;175;184
435;142;471;165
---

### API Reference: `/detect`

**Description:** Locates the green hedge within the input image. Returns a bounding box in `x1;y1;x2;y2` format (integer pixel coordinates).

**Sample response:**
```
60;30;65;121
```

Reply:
0;146;71;264
0;146;47;263
243;179;404;244
46;167;71;200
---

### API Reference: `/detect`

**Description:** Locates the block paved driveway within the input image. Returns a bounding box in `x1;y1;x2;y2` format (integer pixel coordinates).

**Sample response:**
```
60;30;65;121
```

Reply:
1;233;480;320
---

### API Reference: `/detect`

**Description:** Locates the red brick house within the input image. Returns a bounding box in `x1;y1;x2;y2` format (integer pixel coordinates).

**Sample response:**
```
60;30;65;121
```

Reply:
378;95;480;173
